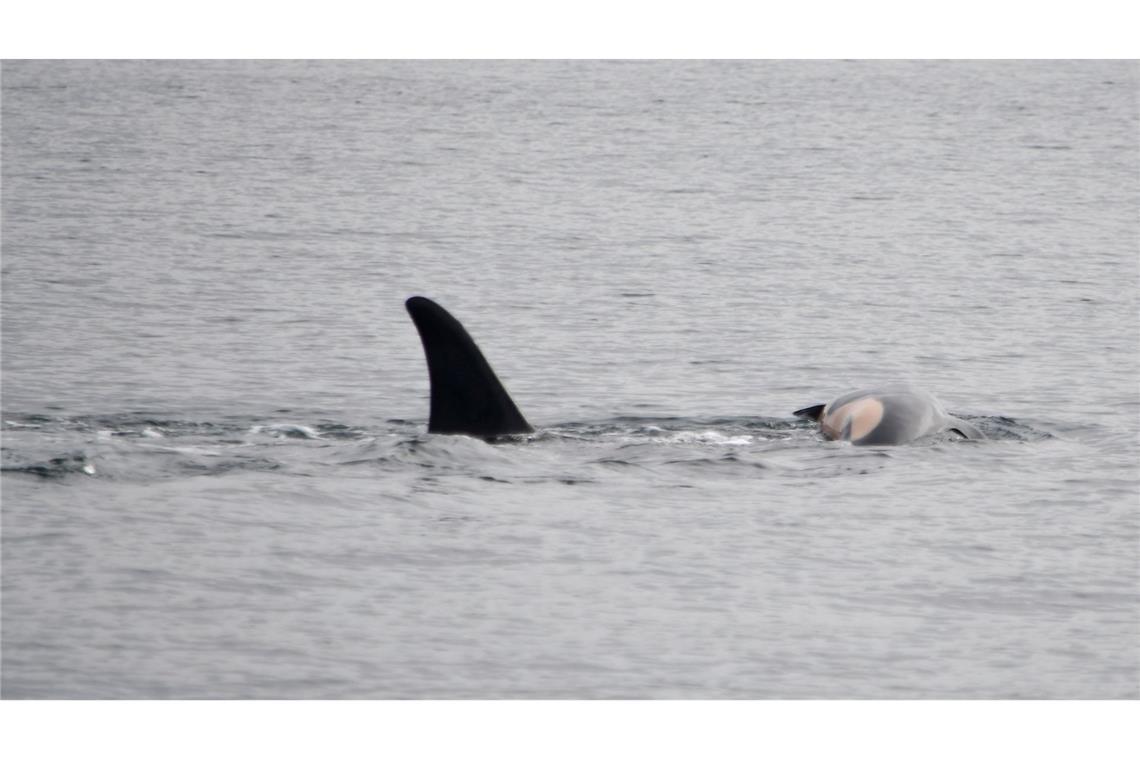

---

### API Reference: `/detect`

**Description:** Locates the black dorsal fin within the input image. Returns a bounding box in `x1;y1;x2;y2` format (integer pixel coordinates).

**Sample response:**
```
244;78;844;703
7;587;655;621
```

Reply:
793;404;826;421
405;296;533;438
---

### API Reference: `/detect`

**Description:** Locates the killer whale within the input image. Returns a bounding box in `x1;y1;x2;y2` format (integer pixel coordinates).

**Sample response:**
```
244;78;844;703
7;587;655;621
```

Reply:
793;388;983;445
405;296;983;444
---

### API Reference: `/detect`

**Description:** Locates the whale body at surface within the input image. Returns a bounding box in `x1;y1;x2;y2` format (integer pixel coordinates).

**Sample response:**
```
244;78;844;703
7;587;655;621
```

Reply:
793;387;983;445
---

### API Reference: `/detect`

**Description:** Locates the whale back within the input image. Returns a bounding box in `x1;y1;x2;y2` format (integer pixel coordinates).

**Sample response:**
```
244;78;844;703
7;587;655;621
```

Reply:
796;387;978;445
405;296;533;439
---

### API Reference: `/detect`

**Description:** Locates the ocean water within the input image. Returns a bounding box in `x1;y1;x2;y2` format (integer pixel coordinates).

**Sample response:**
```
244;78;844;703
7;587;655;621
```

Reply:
1;60;1137;699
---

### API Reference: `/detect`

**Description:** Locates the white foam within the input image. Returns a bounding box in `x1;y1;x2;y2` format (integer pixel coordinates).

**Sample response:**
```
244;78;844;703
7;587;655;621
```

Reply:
666;431;754;446
251;424;322;440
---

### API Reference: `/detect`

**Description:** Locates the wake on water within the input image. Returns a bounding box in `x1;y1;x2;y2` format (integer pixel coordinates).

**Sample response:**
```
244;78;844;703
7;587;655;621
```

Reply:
1;411;1051;483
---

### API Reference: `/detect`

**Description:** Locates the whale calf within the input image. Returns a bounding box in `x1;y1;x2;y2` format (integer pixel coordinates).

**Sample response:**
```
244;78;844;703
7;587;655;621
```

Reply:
793;388;983;445
405;296;983;444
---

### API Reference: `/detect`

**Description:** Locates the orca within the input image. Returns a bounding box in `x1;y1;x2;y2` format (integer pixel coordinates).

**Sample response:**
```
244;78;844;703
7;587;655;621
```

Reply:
405;296;983;445
793;387;984;445
405;296;533;439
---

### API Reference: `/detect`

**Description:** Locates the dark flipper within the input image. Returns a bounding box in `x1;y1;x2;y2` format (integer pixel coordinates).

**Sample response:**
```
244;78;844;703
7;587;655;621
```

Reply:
405;296;533;438
793;404;826;421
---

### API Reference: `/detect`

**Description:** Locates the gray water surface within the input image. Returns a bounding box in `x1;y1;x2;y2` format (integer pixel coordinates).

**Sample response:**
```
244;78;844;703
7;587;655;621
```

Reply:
2;60;1137;698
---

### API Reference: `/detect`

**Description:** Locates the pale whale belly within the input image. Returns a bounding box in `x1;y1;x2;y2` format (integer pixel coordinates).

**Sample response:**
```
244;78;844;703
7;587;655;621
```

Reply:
814;388;978;445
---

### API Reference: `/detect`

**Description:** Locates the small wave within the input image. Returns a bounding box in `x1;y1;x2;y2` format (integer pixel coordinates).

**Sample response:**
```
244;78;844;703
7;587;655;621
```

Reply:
250;424;322;440
175;457;282;476
656;430;754;445
4;418;46;429
2;412;381;442
1;452;96;479
963;415;1054;442
2;413;233;438
664;452;768;470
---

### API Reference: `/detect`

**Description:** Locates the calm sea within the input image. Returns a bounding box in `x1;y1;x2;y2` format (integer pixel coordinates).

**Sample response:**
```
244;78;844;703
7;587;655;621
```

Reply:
2;60;1137;698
